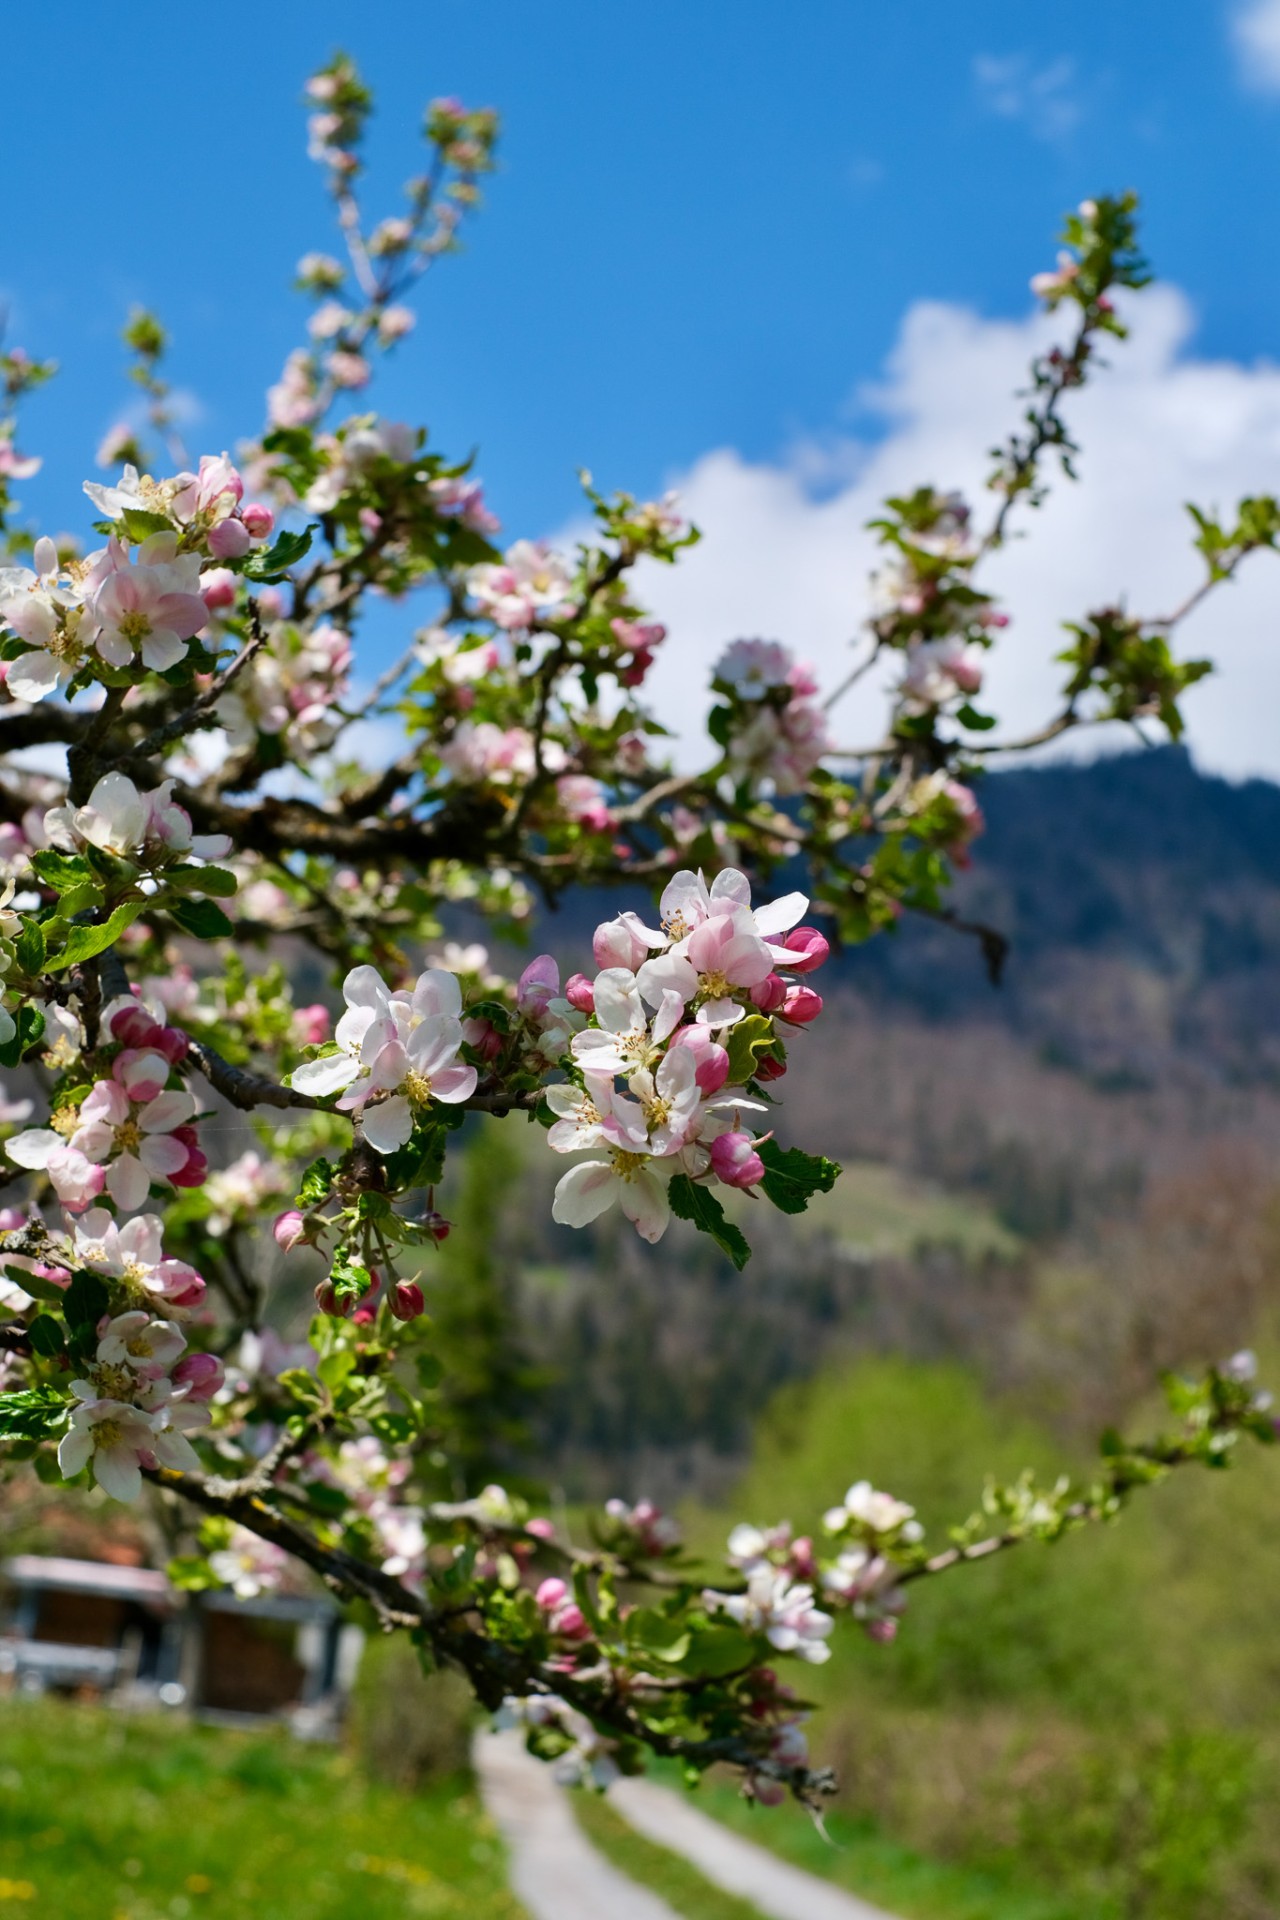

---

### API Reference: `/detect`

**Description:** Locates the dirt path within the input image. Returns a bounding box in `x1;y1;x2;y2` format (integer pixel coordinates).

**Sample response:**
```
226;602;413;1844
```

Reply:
477;1726;905;1920
608;1773;902;1920
474;1729;683;1920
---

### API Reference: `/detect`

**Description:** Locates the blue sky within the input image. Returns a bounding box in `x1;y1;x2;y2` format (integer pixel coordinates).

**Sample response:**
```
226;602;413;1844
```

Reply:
5;1;1278;532
7;1;1280;775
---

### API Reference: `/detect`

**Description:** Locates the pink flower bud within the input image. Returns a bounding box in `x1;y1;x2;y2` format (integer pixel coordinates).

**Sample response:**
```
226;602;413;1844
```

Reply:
292;1004;331;1047
516;954;560;1017
388;1280;425;1322
274;1210;308;1253
423;1212;452;1244
461;1016;502;1062
780;926;829;974
780;985;823;1026
200;568;238;613
240;502;274;539
592;914;651;972
526;1517;556;1541
669;1024;730;1094
710;1131;765;1190
754;1053;787;1083
749;972;787;1013
314;1281;348;1317
554;1603;588;1639
564;972;595;1013
536;1577;569;1611
207;517;252;560
171;1352;224;1401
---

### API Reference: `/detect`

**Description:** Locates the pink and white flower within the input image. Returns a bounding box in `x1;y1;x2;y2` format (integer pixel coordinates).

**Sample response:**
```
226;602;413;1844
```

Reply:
714;638;793;699
70;1208;206;1312
85;532;207;673
551;1146;674;1244
704;1567;834;1663
467;540;576;630
899;636;985;710
64;1064;200;1213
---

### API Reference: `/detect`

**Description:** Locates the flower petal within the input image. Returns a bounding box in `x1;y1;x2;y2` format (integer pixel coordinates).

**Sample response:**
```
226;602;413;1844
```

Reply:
361;1095;412;1155
552;1160;619;1228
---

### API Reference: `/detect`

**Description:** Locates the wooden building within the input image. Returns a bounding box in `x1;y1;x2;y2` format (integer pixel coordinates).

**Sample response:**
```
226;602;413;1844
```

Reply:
0;1555;362;1729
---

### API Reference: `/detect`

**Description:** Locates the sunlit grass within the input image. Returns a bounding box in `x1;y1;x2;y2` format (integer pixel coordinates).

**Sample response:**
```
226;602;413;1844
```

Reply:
0;1699;526;1920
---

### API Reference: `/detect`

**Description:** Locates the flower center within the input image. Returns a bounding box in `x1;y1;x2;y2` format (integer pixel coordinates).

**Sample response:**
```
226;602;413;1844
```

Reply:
700;969;732;999
114;1119;144;1154
93;1418;123;1450
50;1106;80;1139
609;1149;648;1181
93;1364;135;1399
663;911;691;941
404;1069;434;1108
117;610;153;643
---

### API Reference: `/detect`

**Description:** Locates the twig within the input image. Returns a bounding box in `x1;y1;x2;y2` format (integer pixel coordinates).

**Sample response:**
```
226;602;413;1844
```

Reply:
133;614;268;760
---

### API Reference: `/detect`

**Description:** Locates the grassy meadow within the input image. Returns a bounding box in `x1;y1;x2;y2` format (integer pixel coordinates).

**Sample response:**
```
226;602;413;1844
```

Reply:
0;1698;525;1920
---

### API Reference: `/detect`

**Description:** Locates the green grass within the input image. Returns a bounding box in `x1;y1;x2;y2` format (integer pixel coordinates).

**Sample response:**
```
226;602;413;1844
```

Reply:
573;1789;768;1920
675;1777;1086;1920
0;1699;526;1920
792;1161;1023;1261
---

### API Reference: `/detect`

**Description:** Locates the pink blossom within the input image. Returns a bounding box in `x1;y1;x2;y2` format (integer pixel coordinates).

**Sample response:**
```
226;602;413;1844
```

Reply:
88;535;208;673
327;350;371;390
715;638;793;699
67;1070;201;1213
388;1279;425;1322
241;502;274;539
292;1004;331;1047
592;911;665;973
200;568;237;613
749;973;788;1014
468;540;576;630
207;517;251;560
668;1024;730;1094
516;954;560;1019
171;1351;224;1401
274;1210;308;1252
710;1131;765;1189
638;907;774;1028
563;973;595;1014
461;1015;503;1061
780;985;822;1025
779;926;829;973
557;775;613;832
5;1132;104;1211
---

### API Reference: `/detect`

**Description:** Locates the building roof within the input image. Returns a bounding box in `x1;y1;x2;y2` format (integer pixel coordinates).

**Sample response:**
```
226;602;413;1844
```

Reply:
2;1555;175;1606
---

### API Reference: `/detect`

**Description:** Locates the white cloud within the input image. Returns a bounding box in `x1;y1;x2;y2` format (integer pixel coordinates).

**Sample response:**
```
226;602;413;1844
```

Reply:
972;53;1082;139
633;286;1280;782
1232;0;1280;89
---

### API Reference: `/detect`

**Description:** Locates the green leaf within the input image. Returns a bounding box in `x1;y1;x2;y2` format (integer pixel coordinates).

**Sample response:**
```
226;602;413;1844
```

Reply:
13;920;45;975
295;1157;334;1208
668;1175;751;1271
165;864;239;898
242;524;315;582
0;1003;44;1070
31;849;103;915
166;1555;221;1592
380;1123;449;1193
63;1270;109;1337
167;896;234;940
26;1315;66;1358
46;901;146;972
318;1349;355;1390
625;1606;692;1663
725;1013;774;1087
756;1139;841;1215
120;507;174;543
0;1386;69;1441
955;703;997;732
4;1265;64;1305
679;1624;757;1677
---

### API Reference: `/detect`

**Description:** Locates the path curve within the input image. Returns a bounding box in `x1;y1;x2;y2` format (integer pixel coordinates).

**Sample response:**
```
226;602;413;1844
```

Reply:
608;1772;902;1920
474;1729;683;1920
